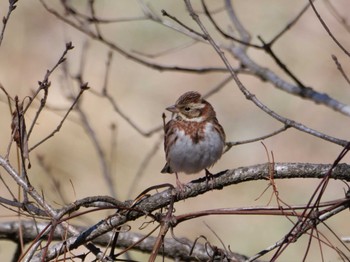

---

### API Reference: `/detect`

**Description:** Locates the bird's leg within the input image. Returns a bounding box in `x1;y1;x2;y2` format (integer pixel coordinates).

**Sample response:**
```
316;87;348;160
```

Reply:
175;172;185;192
205;169;214;189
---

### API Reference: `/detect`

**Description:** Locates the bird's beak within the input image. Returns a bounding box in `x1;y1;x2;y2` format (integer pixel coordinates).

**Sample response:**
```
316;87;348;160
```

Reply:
166;105;178;113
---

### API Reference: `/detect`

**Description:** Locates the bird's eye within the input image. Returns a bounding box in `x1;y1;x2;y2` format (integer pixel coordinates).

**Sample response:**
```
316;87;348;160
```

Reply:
184;107;191;111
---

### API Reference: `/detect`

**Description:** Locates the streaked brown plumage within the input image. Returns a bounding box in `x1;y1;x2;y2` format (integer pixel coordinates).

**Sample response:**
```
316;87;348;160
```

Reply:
161;91;225;188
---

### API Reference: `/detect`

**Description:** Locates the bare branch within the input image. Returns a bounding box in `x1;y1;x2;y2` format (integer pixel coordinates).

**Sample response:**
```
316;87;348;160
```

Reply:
0;0;18;46
332;54;350;86
224;125;290;152
324;0;350;33
29;87;87;152
184;0;349;147
29;161;350;260
309;0;350;57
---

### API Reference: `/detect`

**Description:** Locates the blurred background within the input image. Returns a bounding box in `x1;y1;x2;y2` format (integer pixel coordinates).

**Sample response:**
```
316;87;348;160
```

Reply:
0;0;349;261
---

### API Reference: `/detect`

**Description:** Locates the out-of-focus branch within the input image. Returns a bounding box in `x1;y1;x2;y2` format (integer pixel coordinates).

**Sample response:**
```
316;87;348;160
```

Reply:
309;0;350;57
39;0;227;74
0;220;262;262
324;0;350;33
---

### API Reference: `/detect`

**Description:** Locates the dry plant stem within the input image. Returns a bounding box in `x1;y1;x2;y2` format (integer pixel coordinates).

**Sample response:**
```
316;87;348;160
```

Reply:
247;201;349;262
175;198;348;223
112;225;161;259
28;162;350;261
0;0;18;46
149;196;175;262
184;0;348;147
257;144;350;261
203;222;230;258
320;222;350;259
149;223;169;262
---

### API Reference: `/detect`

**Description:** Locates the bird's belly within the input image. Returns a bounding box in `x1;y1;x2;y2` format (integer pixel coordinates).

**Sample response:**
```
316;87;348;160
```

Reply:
167;129;224;174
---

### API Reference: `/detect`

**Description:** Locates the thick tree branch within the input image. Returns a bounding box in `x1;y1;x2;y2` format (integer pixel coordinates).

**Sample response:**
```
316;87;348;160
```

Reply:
28;162;350;260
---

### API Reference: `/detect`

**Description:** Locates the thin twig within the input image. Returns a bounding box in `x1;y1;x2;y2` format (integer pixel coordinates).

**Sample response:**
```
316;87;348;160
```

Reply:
29;88;87;152
40;0;227;74
324;0;350;33
201;0;260;48
309;0;350;57
202;75;232;99
76;103;117;198
161;9;207;40
331;54;350;86
132;39;199;58
88;0;102;38
269;2;311;45
224;125;290;153
224;0;251;44
127;136;163;199
73;51;117;197
184;0;348;147
0;0;18;46
258;36;306;88
27;42;75;140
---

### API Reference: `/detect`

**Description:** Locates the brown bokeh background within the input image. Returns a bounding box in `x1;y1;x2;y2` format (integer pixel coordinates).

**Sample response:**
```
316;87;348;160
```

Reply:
0;1;349;261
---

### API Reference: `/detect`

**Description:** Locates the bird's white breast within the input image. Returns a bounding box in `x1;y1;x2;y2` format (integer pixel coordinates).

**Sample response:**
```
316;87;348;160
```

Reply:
167;122;224;174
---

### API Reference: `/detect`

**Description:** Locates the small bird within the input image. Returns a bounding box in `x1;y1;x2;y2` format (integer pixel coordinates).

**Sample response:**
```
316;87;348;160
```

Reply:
161;91;226;189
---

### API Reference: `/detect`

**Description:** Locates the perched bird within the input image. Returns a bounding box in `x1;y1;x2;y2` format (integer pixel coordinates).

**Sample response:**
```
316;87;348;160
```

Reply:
161;91;226;189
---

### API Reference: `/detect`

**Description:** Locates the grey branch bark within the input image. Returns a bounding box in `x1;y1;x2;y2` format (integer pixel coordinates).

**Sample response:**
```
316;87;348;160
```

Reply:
15;162;348;261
